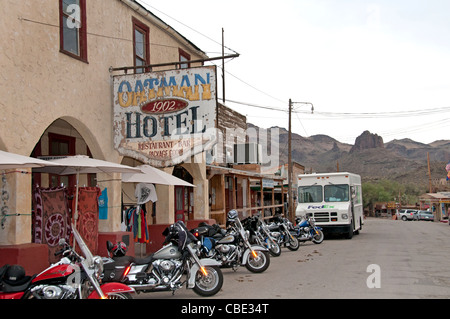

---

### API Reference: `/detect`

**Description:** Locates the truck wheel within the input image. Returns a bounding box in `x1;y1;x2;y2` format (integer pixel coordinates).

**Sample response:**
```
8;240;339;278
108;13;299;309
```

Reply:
345;225;353;239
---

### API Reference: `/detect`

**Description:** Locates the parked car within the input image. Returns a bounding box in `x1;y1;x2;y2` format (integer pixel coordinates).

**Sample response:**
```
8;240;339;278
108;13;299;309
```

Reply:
397;209;419;221
417;210;434;221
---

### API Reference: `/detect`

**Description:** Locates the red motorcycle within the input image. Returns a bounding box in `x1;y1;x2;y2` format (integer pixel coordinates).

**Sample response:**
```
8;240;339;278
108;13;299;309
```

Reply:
0;224;135;299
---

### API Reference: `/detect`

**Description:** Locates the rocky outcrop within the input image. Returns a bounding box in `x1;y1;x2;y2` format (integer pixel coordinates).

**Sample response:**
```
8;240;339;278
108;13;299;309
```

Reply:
350;131;384;153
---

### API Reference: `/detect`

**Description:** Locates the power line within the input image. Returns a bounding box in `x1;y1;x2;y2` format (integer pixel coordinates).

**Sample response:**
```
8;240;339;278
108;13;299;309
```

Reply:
226;99;287;112
226;98;450;118
305;107;450;119
136;0;239;55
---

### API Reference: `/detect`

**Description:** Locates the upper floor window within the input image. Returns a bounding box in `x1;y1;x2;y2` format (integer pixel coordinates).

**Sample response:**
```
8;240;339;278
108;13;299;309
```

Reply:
133;18;150;73
59;0;87;62
179;49;191;69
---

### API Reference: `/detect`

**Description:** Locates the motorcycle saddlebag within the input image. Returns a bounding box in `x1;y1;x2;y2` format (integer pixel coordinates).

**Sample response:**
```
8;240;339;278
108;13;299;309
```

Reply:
102;256;134;282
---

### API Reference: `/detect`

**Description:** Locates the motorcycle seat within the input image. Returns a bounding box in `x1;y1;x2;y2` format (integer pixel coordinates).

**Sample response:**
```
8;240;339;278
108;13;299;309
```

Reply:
0;264;35;293
1;276;33;293
212;233;225;240
133;254;154;265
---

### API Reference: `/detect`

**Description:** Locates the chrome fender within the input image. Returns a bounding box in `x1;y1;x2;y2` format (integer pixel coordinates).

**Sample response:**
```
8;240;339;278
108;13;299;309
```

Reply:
242;245;268;265
187;258;222;289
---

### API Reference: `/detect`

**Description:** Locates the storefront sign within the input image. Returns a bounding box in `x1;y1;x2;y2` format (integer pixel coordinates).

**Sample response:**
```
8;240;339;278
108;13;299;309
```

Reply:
113;66;217;167
262;179;274;189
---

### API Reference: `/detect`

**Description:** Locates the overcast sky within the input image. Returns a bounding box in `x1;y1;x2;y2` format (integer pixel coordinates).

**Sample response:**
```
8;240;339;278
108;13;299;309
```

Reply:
137;0;450;145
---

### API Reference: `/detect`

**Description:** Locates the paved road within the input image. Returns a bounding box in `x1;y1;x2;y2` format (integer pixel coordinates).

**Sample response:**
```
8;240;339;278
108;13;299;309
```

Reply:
135;218;450;299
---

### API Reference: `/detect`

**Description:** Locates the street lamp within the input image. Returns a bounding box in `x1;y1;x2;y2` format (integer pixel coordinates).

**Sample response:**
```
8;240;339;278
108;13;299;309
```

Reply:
287;99;314;222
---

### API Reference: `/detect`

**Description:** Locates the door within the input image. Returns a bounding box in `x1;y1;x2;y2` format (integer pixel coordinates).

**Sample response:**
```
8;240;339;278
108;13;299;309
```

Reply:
48;133;76;187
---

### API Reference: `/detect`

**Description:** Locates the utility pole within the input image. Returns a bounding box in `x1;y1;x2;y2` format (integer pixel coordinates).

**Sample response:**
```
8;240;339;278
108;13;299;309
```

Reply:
288;99;293;222
427;152;432;193
222;28;225;103
287;100;314;223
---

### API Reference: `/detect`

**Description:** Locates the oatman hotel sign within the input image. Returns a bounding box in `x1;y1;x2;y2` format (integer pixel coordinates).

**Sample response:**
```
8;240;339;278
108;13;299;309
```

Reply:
113;66;217;167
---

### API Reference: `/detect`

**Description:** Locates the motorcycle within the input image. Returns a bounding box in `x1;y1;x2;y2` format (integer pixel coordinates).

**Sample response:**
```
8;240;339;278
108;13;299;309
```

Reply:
241;215;281;257
290;215;324;244
267;215;300;251
191;210;271;273
102;220;223;297
0;224;135;299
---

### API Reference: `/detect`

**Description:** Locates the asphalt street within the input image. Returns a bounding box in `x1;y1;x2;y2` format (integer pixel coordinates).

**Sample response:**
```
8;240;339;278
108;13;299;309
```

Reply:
135;217;450;299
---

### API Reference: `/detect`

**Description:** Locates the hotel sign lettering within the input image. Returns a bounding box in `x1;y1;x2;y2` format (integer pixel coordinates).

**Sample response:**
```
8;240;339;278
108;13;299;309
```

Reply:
113;66;217;167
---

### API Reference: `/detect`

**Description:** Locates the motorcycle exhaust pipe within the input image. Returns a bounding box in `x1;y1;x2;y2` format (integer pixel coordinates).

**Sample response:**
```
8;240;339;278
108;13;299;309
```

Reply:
128;283;158;291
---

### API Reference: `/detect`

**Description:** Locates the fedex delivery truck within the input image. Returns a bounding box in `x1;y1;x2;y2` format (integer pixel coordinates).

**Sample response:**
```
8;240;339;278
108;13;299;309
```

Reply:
296;172;363;239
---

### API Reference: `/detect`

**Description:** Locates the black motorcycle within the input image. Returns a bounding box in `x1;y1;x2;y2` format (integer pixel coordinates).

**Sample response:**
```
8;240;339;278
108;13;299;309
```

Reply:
241;215;281;257
267;215;300;251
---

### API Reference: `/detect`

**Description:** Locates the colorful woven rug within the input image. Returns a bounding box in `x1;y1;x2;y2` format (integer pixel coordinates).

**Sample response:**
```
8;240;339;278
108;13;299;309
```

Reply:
69;187;101;255
32;187;71;264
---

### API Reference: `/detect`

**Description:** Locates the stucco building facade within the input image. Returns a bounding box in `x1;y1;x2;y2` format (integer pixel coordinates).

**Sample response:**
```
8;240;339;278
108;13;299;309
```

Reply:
0;0;211;272
0;0;287;273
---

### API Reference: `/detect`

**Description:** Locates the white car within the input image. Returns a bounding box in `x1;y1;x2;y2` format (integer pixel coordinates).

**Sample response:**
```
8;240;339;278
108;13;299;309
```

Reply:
397;209;419;221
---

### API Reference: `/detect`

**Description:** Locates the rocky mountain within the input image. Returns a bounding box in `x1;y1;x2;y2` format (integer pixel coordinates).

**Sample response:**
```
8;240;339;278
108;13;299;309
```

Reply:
350;130;384;153
248;123;450;187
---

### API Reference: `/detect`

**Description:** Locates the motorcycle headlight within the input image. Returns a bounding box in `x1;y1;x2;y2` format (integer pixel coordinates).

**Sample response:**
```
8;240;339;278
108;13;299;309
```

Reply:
270;232;280;238
92;256;104;279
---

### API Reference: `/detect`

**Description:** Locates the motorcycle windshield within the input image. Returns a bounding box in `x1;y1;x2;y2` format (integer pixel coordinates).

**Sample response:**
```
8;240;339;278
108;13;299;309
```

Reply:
174;221;196;251
71;223;94;266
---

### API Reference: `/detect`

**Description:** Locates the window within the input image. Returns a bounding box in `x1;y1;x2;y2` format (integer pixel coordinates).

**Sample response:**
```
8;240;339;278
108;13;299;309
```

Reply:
324;184;349;202
179;49;191;69
299;185;323;203
133;18;150;73
59;0;87;62
48;133;76;188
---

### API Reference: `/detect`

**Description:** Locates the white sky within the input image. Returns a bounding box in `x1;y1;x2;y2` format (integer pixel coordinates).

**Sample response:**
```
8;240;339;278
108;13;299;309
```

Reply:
138;0;450;144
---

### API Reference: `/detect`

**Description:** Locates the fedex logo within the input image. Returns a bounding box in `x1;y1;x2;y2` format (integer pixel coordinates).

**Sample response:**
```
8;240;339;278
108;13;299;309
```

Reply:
307;205;335;209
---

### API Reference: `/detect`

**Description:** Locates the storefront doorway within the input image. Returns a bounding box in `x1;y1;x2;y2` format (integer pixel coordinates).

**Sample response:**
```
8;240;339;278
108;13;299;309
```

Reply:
173;166;194;222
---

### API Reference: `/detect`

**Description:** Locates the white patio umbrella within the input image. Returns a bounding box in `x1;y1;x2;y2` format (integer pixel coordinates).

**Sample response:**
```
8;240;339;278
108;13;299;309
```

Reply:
0;150;65;230
0;150;64;169
33;155;142;228
121;164;195;187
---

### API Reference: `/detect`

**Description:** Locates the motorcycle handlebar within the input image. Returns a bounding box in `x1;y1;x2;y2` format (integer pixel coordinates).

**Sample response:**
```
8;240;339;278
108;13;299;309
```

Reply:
54;248;65;256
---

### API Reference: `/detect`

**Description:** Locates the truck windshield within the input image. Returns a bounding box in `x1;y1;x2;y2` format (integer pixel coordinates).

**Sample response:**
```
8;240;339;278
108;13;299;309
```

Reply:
298;185;323;203
324;184;349;202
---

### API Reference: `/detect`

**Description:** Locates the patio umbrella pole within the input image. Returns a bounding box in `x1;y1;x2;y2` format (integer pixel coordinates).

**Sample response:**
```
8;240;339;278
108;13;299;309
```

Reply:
72;170;80;251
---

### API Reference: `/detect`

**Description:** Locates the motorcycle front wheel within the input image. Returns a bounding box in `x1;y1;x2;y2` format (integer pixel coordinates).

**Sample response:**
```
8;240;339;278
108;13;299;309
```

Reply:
312;229;324;244
267;240;281;257
193;266;223;297
286;235;300;251
245;250;270;273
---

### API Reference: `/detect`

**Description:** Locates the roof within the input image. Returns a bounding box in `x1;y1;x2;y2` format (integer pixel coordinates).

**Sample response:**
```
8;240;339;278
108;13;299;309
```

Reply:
121;0;208;59
207;165;284;181
420;192;450;202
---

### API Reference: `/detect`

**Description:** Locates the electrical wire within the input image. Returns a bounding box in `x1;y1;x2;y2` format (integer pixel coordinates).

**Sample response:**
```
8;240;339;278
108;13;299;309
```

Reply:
136;0;239;55
19;7;449;143
226;98;450;119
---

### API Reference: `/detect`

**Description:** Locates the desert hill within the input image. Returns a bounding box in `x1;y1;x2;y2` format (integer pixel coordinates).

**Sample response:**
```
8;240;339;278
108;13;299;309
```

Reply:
248;123;450;186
